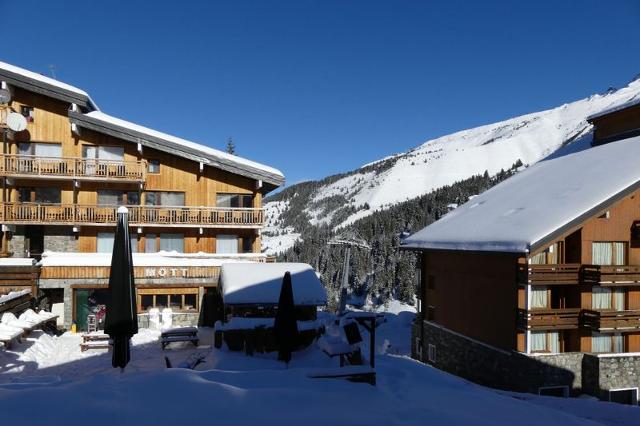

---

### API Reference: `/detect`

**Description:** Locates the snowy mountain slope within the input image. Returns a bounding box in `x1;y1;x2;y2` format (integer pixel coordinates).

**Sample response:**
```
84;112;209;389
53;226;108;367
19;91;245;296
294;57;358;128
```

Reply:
263;78;640;254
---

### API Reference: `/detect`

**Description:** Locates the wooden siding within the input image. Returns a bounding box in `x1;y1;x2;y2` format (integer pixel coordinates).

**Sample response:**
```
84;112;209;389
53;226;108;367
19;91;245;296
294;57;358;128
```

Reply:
421;250;521;351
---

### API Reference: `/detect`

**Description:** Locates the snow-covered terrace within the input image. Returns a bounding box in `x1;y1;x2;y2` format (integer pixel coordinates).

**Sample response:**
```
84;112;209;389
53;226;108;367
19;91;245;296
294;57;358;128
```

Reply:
402;135;640;253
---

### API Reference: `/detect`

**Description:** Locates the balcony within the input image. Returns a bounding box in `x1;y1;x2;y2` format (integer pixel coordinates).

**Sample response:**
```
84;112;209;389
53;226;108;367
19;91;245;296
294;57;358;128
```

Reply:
0;203;264;228
582;309;640;331
0;154;147;183
518;264;603;285
590;265;640;286
517;308;581;331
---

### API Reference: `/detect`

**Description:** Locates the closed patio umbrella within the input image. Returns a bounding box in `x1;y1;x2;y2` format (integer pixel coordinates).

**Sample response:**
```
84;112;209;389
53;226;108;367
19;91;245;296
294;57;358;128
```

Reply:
105;206;138;369
274;271;299;365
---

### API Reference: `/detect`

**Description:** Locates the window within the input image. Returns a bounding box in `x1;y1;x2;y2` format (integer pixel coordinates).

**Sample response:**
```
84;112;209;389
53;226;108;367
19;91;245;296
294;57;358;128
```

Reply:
97;190;124;206
82;145;124;161
148;160;160;173
19;187;61;204
136;288;199;313
592;242;626;266
242;236;253;253
592;287;612;310
97;233;114;253
20;106;34;122
159;233;184;252
592;332;624;353
216;193;253;208
530;331;560;353
145;234;157;253
529;244;559;265
97;191;139;206
97;232;138;253
145;191;185;206
18;142;61;157
216;235;238;254
530;286;548;309
427;344;436;363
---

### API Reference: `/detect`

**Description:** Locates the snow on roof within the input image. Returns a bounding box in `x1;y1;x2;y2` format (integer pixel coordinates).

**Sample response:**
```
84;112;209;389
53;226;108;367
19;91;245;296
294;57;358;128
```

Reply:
220;262;327;306
0;61;89;97
587;96;640;121
402;135;640;253
84;110;284;179
0;258;36;266
0;289;31;305
39;251;266;267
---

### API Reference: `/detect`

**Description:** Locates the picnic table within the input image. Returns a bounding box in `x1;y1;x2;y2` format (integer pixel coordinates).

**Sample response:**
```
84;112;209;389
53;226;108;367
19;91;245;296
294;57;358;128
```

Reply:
161;327;199;350
80;333;111;352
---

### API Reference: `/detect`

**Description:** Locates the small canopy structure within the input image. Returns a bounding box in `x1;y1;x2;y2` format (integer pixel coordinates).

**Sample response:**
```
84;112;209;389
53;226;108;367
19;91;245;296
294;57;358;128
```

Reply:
220;263;327;306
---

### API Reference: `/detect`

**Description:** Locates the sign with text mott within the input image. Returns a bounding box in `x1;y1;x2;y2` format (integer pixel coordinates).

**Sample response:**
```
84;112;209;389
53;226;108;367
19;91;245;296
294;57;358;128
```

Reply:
144;267;189;278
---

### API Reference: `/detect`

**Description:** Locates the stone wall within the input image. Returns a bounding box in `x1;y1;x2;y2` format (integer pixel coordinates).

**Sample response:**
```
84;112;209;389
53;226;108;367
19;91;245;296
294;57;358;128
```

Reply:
585;354;640;399
8;233;26;257
43;226;78;252
413;320;583;394
8;226;77;257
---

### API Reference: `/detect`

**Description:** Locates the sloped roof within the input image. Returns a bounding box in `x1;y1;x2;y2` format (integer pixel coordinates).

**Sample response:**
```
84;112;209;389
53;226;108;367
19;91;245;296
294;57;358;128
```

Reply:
69;110;284;189
0;61;97;110
402;135;640;253
220;262;327;306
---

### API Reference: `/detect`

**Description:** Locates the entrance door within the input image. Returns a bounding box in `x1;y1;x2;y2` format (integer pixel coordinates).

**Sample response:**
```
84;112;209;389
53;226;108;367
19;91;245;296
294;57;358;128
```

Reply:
25;225;44;259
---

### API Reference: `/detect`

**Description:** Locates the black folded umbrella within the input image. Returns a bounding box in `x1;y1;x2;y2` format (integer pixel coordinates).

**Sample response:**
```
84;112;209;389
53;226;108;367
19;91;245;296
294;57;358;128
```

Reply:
104;206;138;369
274;271;299;365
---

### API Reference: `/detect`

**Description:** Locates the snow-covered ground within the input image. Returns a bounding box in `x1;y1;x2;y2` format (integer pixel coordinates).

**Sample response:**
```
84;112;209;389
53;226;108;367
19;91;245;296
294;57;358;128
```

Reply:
1;305;638;425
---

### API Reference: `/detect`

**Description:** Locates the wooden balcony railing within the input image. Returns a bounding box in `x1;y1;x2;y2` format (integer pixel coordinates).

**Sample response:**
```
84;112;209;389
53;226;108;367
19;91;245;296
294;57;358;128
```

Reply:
0;154;147;182
518;263;603;285
0;203;264;228
590;265;640;285
517;308;581;330
582;309;640;331
518;264;583;285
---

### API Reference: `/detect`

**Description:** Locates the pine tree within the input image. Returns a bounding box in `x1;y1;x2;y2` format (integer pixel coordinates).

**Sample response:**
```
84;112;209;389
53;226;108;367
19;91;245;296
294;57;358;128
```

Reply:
226;137;236;154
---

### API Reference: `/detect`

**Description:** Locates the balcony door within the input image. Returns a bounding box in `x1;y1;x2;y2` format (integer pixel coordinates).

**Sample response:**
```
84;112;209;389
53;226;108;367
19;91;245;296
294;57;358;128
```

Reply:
83;145;124;175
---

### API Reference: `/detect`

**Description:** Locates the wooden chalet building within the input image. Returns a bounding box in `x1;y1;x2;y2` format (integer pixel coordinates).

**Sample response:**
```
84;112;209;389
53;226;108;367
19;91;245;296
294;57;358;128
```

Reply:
0;61;284;330
402;101;640;404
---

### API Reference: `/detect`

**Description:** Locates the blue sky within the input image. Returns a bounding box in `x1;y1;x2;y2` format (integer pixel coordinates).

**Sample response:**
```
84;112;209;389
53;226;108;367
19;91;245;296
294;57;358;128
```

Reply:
2;1;640;187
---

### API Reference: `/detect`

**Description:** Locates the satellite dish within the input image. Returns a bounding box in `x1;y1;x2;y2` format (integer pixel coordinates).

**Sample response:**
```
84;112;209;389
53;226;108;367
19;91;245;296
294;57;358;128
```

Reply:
6;112;27;132
0;89;10;104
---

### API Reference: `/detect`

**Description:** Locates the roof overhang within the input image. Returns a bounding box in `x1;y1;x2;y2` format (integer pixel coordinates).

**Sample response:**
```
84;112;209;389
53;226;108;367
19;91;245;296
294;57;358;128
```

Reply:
0;69;95;110
68;110;284;193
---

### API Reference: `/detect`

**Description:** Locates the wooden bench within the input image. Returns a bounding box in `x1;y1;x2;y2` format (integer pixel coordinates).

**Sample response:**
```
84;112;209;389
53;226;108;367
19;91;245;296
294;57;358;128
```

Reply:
161;327;199;350
80;333;111;352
